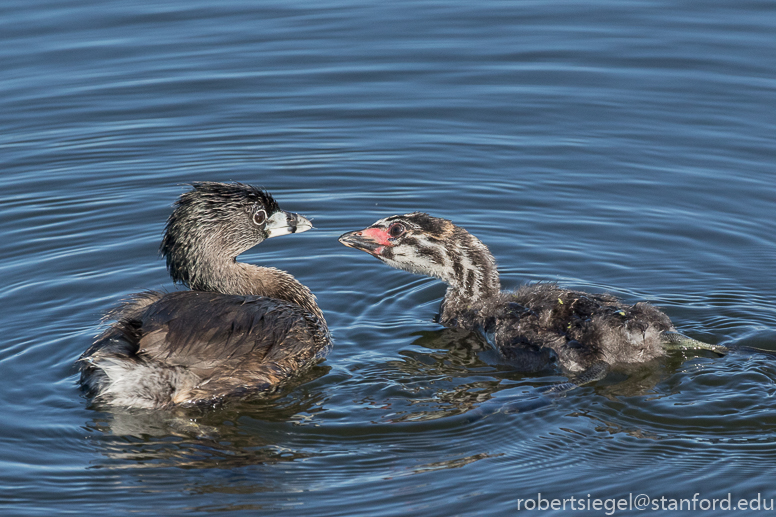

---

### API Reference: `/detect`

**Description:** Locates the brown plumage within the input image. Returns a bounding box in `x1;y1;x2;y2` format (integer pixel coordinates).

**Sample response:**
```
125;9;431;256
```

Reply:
78;182;330;409
340;212;724;389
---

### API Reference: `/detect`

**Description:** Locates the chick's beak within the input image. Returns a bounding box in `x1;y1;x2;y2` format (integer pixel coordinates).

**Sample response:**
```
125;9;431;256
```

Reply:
338;227;391;255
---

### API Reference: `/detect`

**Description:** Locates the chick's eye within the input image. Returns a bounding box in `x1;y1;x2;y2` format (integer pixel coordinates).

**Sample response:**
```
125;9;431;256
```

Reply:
388;223;405;238
253;209;267;225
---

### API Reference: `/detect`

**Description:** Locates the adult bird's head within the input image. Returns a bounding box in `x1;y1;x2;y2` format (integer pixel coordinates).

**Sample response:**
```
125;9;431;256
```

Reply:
161;182;313;289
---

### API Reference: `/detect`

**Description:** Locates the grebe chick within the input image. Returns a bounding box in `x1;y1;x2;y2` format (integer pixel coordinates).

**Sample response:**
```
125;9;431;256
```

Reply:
340;212;726;391
78;182;330;409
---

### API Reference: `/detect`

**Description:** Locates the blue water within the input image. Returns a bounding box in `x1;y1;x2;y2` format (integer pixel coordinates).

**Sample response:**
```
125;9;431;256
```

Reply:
1;1;775;515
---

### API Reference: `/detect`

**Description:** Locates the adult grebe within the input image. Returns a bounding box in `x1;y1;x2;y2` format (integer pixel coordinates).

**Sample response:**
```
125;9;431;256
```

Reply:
79;182;330;408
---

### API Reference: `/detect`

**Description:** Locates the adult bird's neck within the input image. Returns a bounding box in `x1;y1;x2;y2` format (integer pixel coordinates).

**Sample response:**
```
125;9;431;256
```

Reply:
238;263;325;323
184;254;326;325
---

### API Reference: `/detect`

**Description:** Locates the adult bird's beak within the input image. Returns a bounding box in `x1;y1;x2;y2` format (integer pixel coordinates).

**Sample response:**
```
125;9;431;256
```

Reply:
265;210;313;238
338;228;388;255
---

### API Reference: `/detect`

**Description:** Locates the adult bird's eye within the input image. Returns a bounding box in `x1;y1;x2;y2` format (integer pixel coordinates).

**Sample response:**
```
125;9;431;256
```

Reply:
389;223;405;238
253;209;267;225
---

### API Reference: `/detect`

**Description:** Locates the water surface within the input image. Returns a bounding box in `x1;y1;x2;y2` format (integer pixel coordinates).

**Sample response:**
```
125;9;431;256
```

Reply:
1;0;775;515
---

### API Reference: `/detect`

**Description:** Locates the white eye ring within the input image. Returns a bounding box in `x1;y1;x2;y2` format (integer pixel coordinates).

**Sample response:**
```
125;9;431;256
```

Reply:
253;209;267;225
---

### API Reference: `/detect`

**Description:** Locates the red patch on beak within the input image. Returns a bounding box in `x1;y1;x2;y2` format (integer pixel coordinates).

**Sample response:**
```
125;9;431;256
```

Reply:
360;227;392;247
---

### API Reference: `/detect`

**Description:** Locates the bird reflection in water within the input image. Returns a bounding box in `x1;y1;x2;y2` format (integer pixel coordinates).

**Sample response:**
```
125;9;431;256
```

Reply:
82;365;330;470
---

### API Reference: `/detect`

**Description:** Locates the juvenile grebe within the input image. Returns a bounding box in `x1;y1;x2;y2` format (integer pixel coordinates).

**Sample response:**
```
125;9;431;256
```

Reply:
78;182;330;408
340;212;725;391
